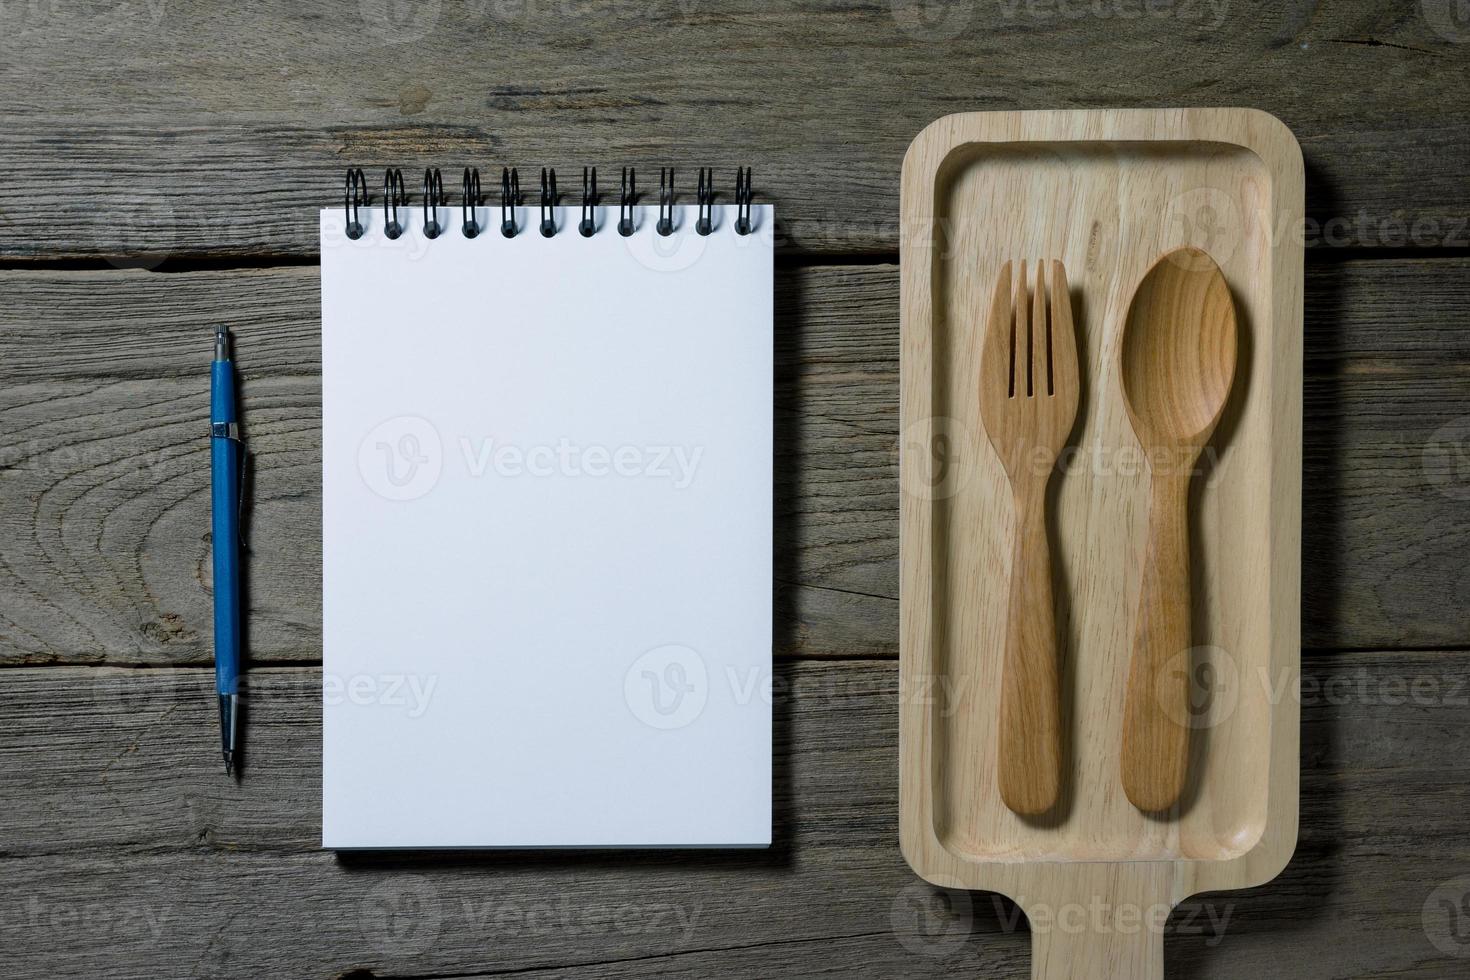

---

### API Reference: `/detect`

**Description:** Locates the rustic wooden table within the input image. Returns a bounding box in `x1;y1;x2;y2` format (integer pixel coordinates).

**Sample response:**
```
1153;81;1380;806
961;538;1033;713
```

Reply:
3;2;1469;978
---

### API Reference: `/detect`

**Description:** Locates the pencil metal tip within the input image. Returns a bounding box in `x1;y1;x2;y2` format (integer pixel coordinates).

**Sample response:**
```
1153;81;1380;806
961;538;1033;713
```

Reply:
214;324;231;361
224;752;235;777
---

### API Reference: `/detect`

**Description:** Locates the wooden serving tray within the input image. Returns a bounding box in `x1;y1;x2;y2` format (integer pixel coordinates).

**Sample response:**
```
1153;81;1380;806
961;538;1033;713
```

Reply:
898;109;1303;978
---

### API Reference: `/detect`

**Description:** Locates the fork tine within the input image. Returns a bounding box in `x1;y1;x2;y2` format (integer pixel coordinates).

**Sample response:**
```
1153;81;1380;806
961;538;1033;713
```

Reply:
1034;259;1049;396
982;260;1014;399
1048;259;1078;397
1017;260;1031;397
1006;262;1017;399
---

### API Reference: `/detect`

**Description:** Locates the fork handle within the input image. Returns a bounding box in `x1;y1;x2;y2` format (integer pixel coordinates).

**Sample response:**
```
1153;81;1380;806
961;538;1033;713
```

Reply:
1120;470;1193;813
997;485;1063;817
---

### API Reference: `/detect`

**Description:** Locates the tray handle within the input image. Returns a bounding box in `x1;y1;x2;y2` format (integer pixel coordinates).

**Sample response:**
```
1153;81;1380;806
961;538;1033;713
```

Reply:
1023;865;1171;980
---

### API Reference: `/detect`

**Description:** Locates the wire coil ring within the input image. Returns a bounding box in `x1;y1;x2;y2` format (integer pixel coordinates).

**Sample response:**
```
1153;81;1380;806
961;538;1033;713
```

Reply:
383;168;406;240
341;166;751;241
343;168;368;240
462;167;481;239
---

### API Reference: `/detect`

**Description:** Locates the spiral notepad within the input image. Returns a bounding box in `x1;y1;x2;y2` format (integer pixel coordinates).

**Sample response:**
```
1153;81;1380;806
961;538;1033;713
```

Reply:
320;167;773;848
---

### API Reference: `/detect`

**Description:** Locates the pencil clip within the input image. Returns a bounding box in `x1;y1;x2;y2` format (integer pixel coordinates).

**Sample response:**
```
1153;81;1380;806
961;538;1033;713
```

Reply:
696;167;714;236
657;167;674;237
734;167;753;236
501;167;519;238
422;168;444;239
579;166;597;238
618;167;636;237
539;167;557;238
343;168;367;240
383;168;406;240
462;167;481;238
208;418;248;542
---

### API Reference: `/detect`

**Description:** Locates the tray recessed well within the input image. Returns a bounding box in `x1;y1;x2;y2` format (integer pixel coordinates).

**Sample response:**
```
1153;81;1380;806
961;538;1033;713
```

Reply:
899;109;1302;978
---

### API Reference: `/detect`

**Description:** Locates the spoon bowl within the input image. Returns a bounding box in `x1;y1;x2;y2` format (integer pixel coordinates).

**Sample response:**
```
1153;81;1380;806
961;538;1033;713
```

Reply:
1120;248;1237;450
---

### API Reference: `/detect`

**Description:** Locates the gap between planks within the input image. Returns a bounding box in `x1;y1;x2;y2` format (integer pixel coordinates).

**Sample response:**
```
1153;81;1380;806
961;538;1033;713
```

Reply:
7;244;1470;276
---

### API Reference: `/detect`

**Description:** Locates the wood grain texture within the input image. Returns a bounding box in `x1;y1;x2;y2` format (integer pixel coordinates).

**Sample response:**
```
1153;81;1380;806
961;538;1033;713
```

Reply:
898;109;1303;979
981;261;1078;817
1;259;1469;666
2;654;1469;979
0;1;1467;259
1117;249;1239;815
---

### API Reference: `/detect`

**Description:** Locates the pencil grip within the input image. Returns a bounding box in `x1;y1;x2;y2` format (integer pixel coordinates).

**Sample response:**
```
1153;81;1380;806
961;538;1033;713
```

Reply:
210;360;242;697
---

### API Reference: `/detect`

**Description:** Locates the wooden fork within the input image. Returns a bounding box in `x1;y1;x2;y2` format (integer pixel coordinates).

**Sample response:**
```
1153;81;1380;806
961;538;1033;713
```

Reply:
978;260;1080;816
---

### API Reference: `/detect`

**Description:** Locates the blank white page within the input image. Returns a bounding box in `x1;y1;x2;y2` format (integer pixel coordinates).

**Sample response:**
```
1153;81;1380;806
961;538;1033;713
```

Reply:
320;202;772;848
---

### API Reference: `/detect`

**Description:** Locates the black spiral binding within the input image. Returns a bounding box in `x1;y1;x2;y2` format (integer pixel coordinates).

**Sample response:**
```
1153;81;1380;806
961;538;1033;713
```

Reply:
539;168;557;238
696;167;714;236
579;167;597;238
344;168;368;240
422;168;444;239
383;168;406;240
735;167;753;236
462;168;481;238
657;168;675;237
342;166;753;240
618;167;636;237
501;167;520;238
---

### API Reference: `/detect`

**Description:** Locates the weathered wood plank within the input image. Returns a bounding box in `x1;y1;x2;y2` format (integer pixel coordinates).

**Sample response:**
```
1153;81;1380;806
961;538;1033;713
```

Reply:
1;654;1468;979
4;259;1465;382
0;1;1467;259
2;260;1468;663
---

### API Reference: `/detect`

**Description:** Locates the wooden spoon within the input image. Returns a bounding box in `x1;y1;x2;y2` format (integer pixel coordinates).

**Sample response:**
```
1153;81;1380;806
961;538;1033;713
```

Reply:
1118;247;1237;813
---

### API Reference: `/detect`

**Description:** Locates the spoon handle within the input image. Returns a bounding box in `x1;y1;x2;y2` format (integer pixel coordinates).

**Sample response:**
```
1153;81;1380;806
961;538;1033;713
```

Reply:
1121;470;1193;812
997;485;1063;816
